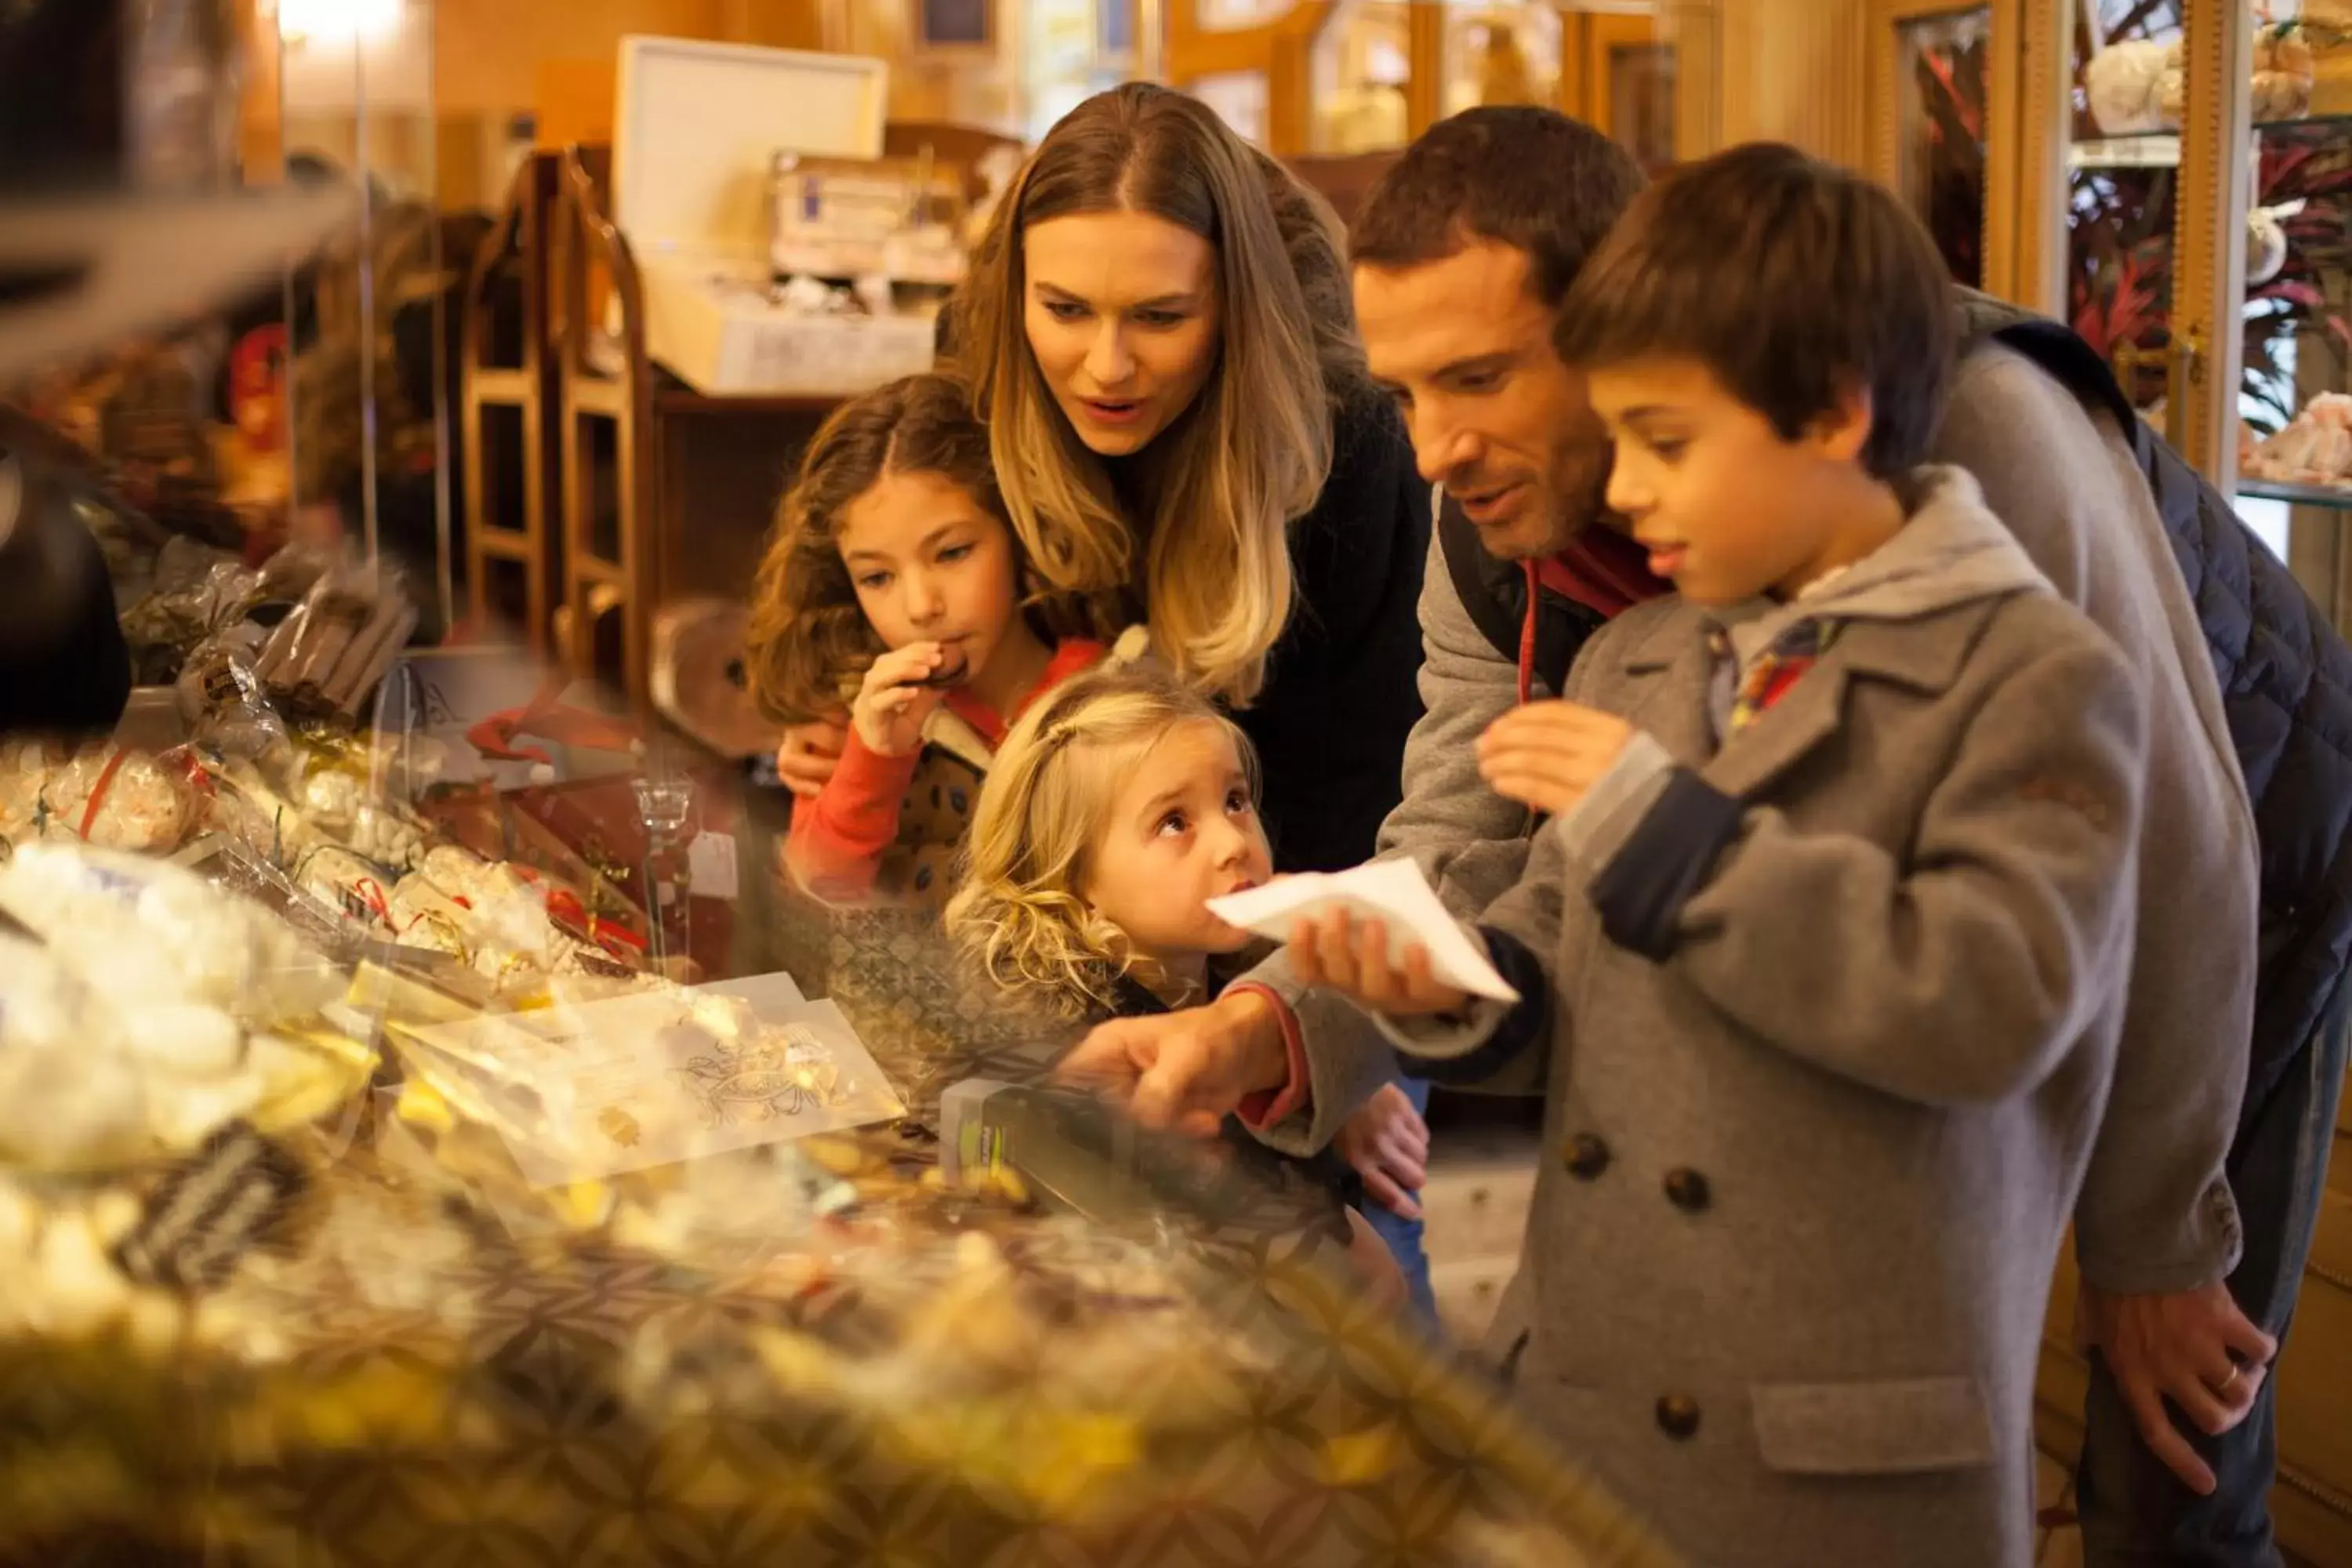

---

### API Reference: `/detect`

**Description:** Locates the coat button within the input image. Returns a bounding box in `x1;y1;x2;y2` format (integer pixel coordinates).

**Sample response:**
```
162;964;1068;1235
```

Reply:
1563;1133;1611;1180
1656;1394;1701;1440
1663;1167;1711;1213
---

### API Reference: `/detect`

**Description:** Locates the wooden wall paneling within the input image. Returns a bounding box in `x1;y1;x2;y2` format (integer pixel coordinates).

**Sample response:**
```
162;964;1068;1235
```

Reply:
1553;6;1586;120
1661;0;1722;160
718;0;827;49
2169;0;2250;487
237;0;285;180
434;0;828;122
2007;0;2068;318
1406;0;1450;141
1719;0;1869;167
1269;23;1315;153
1976;0;2025;305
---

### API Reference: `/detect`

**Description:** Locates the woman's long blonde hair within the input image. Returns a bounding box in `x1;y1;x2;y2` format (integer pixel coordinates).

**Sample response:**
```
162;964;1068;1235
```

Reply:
951;83;1364;706
945;663;1258;1016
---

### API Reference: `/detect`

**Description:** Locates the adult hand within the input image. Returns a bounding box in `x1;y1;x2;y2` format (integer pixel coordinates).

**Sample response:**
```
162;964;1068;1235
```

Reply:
1059;988;1291;1134
2080;1279;2279;1495
775;713;851;799
1477;700;1634;818
849;643;951;758
1290;907;1469;1018
1335;1082;1429;1220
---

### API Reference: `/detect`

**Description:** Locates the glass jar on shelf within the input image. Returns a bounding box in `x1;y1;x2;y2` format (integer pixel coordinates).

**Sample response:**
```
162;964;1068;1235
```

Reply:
1439;2;1563;122
1308;0;1410;154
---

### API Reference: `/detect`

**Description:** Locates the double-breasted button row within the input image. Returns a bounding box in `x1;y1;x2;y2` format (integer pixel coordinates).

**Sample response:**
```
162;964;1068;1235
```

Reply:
1563;1133;1611;1180
1559;1135;1713;1214
1663;1167;1711;1213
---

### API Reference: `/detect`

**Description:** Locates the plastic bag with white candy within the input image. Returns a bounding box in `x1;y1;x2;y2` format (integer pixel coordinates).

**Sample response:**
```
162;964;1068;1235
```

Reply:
0;935;154;1170
0;740;197;854
0;842;343;1026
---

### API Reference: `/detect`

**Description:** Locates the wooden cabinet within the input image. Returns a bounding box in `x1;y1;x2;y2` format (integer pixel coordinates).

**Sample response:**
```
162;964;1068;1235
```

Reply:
1159;1;1700;162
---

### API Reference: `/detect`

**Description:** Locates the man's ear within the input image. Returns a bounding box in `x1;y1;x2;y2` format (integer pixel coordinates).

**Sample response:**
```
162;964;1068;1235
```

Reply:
1809;380;1875;464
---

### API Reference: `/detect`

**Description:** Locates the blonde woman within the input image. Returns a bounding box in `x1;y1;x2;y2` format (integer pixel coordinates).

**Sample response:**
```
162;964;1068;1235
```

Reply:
944;662;1431;1257
777;84;1429;881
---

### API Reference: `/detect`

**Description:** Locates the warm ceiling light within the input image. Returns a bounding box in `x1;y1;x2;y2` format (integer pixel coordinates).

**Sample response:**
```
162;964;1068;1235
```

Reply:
276;0;402;44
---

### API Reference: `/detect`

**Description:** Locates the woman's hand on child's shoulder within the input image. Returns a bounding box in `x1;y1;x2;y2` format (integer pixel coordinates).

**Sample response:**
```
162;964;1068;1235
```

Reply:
851;643;954;757
1337;1082;1429;1220
1290;907;1471;1018
776;714;849;798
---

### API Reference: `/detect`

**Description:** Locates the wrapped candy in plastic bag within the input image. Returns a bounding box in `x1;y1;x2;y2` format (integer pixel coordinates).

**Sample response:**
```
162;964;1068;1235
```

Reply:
0;739;198;855
116;537;264;687
0;842;342;1026
174;626;287;760
291;843;398;935
289;760;426;869
0;935;153;1171
256;554;417;721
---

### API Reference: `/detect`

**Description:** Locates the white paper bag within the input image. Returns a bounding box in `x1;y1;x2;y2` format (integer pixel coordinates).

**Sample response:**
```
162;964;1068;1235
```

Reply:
1207;858;1520;1003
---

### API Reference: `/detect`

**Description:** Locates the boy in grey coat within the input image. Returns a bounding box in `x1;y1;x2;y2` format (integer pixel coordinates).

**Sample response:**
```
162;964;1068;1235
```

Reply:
1306;145;2148;1566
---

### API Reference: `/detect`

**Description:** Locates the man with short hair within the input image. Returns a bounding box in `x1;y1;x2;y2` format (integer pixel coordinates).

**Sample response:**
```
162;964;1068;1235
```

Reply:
1070;107;2352;1565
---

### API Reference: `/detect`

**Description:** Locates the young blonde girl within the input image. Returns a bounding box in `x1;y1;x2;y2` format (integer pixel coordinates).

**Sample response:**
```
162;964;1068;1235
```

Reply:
746;373;1141;906
945;663;1430;1269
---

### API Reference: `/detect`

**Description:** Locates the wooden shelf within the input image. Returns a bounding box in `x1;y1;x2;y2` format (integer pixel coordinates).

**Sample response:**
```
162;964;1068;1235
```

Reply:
652;387;848;418
471;368;531;403
476;529;535;561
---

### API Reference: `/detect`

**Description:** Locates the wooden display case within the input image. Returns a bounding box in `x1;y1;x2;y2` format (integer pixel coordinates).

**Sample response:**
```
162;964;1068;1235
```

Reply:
1160;0;1700;163
2003;6;2352;1562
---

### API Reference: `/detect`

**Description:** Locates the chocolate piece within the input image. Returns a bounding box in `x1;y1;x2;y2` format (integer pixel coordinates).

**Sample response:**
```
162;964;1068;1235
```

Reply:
111;1120;307;1291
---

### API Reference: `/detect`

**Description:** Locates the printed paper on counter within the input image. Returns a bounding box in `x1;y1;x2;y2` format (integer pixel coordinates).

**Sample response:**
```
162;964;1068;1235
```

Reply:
393;990;901;1185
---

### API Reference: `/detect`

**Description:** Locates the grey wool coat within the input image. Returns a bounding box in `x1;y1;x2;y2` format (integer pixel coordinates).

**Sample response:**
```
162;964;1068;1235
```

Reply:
1386;477;2147;1567
1243;341;2252;1303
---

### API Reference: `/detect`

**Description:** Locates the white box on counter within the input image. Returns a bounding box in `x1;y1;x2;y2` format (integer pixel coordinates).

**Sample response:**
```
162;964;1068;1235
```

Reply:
612;36;931;397
637;260;937;397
